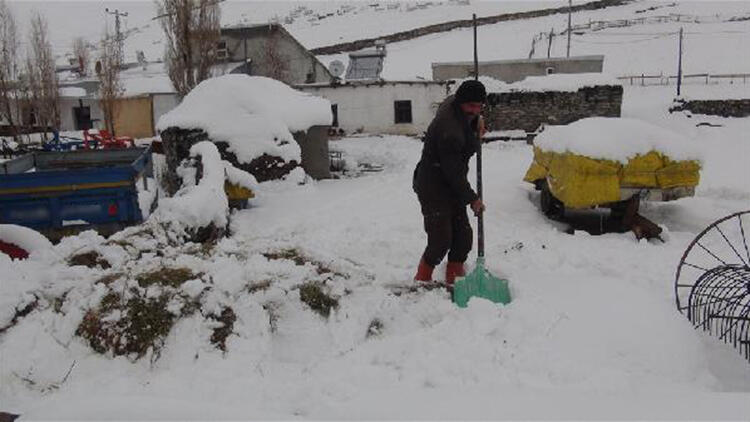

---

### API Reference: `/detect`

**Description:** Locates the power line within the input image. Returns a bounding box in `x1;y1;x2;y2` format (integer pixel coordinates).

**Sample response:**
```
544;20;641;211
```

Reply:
572;33;674;44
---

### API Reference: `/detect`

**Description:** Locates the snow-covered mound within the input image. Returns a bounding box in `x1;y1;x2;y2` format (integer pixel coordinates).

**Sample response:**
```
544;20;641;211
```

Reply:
156;75;332;164
534;117;702;163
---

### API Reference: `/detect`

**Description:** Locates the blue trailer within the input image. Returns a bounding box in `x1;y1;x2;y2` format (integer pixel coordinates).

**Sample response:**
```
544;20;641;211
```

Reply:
0;147;153;240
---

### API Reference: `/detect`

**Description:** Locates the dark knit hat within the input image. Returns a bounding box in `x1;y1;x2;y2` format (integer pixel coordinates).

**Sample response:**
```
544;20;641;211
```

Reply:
455;80;487;104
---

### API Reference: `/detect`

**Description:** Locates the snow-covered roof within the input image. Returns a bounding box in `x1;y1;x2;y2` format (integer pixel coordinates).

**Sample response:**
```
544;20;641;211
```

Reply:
506;73;621;92
122;74;175;96
156;75;332;163
534;117;702;164
451;73;621;95
433;55;605;67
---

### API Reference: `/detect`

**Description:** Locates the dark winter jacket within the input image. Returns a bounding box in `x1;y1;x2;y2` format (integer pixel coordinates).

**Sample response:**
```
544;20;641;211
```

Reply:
413;95;479;207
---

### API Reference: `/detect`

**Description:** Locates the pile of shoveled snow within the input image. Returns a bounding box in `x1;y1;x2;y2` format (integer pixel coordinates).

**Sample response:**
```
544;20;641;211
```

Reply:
533;117;703;163
156;75;331;164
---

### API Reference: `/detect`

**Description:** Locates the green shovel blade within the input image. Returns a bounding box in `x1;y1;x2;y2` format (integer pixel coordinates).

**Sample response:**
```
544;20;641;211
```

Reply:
452;257;511;308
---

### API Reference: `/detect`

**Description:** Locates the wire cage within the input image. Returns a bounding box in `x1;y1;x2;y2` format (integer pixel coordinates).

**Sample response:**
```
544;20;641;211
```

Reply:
675;210;750;362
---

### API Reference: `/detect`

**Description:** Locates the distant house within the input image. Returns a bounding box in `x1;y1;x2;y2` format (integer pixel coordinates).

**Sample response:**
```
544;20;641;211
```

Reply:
219;23;333;85
297;40;450;136
55;72;178;139
296;80;450;136
432;55;605;83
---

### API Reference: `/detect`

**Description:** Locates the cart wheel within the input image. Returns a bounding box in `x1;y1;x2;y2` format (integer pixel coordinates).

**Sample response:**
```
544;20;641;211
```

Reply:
675;210;750;362
540;180;564;219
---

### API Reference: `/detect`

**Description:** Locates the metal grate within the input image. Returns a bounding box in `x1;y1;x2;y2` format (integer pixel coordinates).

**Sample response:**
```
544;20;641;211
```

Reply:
675;210;750;362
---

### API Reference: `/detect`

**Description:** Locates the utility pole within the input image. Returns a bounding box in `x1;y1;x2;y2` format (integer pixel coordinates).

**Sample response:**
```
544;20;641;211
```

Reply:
567;0;572;57
677;27;683;97
547;27;554;58
105;8;128;64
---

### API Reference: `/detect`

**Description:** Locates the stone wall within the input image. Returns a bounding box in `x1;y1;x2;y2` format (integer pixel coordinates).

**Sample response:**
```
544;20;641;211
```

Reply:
670;99;750;118
484;85;623;133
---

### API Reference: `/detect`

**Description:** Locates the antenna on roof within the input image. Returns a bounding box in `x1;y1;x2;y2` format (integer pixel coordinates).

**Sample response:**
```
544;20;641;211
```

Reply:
375;39;387;56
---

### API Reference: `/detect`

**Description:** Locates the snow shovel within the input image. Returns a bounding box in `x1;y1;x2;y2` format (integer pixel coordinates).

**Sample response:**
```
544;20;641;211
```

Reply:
452;14;511;308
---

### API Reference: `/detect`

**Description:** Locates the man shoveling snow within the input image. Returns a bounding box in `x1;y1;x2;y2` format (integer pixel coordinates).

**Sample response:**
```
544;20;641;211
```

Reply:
412;80;488;285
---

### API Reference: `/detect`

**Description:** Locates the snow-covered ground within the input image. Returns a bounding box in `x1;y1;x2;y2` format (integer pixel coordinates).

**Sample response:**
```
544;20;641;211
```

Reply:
1;83;749;419
2;0;750;418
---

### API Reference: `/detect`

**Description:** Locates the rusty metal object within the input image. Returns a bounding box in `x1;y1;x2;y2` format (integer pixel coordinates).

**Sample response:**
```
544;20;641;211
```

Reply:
619;196;663;241
675;210;750;363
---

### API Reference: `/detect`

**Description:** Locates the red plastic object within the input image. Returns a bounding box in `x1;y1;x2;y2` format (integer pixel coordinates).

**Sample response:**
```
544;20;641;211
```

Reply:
0;240;30;260
83;129;135;149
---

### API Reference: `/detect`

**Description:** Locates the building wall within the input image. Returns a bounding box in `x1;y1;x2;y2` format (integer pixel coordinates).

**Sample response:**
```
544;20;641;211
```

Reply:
57;93;179;138
223;28;330;85
297;82;449;136
433;56;605;83
485;85;623;132
113;96;154;139
153;94;180;128
58;97;104;132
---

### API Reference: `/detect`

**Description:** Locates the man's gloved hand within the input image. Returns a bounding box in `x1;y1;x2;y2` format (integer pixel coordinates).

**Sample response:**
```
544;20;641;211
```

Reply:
470;199;486;216
478;115;486;140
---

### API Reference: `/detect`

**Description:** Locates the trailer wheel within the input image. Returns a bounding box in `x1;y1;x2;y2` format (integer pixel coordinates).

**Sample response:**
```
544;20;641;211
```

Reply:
540;180;564;219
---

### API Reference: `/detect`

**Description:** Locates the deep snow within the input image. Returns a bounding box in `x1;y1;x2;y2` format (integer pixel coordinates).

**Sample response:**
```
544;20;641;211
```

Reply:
1;82;749;419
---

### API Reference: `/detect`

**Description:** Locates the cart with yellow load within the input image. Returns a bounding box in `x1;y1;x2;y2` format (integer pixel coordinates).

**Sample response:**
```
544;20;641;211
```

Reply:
523;118;701;239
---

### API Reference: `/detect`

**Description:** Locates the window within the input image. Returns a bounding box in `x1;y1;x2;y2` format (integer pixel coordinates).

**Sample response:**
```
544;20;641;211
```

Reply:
331;104;339;127
394;100;412;124
546;67;556;75
216;40;228;60
73;106;92;130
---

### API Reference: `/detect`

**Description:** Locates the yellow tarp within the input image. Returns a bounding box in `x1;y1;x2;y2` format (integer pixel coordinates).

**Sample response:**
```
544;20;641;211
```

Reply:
523;147;700;209
224;181;255;201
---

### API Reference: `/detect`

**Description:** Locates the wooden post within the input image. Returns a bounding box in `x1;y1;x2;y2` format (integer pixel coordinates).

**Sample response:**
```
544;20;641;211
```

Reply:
547;27;554;58
567;0;572;58
677;27;684;96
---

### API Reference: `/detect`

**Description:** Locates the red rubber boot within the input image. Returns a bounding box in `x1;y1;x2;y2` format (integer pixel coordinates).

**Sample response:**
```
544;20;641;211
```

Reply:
414;258;434;282
445;261;466;285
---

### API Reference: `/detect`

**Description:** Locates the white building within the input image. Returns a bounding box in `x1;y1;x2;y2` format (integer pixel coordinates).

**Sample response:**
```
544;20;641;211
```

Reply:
296;80;451;136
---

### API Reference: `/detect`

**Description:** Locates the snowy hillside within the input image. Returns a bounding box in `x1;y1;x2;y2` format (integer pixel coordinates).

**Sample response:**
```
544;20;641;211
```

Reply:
319;1;750;80
9;0;567;67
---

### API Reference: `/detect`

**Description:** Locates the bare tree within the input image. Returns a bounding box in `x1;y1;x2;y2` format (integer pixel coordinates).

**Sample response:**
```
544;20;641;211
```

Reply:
262;27;290;83
72;37;90;76
25;11;59;140
97;28;124;136
0;0;20;141
157;0;220;98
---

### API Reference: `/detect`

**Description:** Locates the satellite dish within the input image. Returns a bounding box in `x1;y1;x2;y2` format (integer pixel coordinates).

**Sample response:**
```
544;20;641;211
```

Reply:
329;60;345;78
